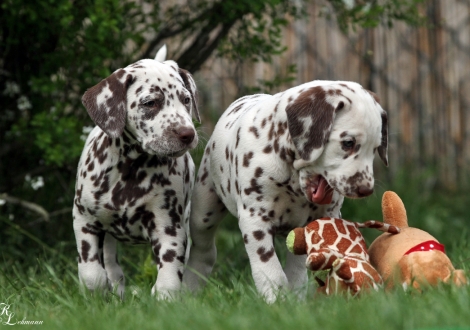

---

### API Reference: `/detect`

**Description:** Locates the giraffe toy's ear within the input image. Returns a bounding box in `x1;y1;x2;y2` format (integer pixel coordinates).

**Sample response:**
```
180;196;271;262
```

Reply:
382;191;408;228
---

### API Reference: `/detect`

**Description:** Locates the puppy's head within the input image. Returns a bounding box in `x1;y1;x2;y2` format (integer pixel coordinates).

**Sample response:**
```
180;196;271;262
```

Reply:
286;82;387;205
82;57;200;157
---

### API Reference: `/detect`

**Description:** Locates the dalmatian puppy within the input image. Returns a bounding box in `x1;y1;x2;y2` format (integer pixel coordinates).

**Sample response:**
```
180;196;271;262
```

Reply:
183;81;388;302
73;45;200;299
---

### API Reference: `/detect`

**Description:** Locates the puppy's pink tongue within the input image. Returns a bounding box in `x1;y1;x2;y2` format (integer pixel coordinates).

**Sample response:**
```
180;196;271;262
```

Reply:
311;177;333;205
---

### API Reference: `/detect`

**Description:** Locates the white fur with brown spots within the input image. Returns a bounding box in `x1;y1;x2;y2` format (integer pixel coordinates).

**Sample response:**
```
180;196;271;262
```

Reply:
73;46;200;299
183;81;388;302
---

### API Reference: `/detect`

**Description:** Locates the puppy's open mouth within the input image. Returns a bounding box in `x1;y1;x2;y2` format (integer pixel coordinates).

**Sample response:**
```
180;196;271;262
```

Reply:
307;175;334;205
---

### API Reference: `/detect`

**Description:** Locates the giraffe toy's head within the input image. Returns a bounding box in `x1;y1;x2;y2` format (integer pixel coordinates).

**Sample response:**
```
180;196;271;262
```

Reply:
368;191;467;290
287;217;399;296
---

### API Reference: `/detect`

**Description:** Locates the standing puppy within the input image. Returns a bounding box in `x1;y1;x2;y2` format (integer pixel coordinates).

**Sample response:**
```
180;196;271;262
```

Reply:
184;81;388;302
73;46;200;299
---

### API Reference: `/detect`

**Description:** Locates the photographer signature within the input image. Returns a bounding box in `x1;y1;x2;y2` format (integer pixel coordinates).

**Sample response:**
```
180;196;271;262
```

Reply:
0;303;43;325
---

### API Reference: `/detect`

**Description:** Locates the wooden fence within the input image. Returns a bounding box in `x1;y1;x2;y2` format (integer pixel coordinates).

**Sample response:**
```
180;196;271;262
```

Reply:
195;0;470;189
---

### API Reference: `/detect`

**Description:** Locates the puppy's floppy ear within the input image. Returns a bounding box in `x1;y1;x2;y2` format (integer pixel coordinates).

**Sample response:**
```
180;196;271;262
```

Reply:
286;86;345;163
154;44;167;62
378;110;388;166
365;89;388;166
365;89;380;104
178;68;201;123
81;69;135;138
366;89;388;166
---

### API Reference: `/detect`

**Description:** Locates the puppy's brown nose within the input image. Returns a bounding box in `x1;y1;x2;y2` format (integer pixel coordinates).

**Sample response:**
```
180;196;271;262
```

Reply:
176;127;195;145
357;185;373;197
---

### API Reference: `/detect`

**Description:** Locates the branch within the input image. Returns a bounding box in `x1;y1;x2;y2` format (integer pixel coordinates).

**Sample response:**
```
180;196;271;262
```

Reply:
176;21;236;72
27;207;72;227
141;5;219;60
142;1;251;72
0;193;49;222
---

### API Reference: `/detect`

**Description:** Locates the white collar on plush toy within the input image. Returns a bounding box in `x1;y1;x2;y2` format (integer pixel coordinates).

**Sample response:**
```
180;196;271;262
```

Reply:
404;240;445;255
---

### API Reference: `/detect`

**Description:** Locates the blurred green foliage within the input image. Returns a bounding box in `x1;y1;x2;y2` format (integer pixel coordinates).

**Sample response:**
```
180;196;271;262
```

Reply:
0;0;427;262
327;0;427;31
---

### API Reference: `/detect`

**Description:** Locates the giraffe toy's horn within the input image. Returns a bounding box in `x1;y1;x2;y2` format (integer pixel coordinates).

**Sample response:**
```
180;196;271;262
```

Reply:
382;191;408;228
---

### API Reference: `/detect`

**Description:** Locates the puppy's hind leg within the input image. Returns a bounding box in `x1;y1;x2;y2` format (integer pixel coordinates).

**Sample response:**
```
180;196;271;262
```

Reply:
103;233;125;299
183;160;227;291
73;213;108;294
284;252;308;300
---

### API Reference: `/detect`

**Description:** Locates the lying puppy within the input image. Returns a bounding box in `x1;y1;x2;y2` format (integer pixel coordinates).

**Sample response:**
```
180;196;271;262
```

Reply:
184;81;388;302
73;46;200;299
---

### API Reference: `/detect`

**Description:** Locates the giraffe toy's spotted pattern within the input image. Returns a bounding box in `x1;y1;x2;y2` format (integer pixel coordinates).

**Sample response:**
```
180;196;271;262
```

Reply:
287;217;399;296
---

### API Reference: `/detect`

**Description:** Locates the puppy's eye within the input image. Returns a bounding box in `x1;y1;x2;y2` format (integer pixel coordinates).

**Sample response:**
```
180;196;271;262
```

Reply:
341;140;355;150
143;100;157;107
143;97;163;108
184;97;191;105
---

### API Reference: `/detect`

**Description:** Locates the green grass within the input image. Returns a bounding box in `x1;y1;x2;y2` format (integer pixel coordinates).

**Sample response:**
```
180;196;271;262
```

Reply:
1;170;470;329
1;253;470;330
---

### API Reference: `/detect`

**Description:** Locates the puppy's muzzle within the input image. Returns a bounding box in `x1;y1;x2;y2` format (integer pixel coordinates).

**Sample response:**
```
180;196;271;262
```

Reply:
174;127;196;145
356;185;373;198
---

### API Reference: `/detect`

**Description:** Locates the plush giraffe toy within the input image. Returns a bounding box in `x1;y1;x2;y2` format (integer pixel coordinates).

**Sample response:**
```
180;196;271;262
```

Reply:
286;217;400;296
368;191;467;290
